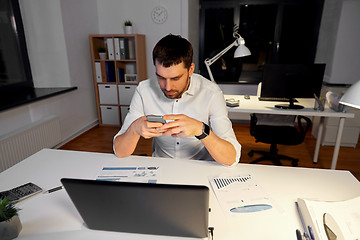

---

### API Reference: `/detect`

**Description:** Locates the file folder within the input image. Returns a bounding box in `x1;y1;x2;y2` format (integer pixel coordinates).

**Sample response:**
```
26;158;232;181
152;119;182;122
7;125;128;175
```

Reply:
119;38;126;60
114;38;121;60
106;38;114;60
95;62;102;83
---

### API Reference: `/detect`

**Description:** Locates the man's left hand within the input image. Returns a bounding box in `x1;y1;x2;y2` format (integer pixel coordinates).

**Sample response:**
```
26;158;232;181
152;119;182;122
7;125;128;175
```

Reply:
160;114;203;138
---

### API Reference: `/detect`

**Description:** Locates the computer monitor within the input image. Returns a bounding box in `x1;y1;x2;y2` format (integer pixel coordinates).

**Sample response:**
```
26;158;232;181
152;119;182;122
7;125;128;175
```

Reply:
260;64;326;109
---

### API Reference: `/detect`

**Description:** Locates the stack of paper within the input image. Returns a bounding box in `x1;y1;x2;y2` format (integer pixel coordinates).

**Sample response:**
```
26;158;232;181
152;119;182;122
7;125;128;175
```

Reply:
297;196;360;240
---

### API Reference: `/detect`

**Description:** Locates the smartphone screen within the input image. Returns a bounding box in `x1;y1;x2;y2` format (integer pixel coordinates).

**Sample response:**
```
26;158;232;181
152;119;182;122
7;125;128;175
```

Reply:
146;115;166;124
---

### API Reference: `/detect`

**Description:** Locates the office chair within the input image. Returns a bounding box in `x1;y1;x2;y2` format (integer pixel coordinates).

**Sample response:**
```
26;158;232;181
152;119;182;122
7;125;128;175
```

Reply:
248;113;311;166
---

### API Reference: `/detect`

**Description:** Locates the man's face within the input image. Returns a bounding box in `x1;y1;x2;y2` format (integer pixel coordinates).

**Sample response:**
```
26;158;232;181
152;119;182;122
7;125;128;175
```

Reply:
155;60;195;99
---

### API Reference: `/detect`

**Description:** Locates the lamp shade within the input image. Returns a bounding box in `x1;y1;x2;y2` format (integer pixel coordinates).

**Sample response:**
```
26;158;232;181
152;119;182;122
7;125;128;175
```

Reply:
234;44;251;58
339;80;360;109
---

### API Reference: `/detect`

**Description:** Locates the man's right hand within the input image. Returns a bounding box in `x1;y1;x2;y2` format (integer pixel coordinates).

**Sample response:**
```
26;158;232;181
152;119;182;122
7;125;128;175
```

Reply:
132;116;165;139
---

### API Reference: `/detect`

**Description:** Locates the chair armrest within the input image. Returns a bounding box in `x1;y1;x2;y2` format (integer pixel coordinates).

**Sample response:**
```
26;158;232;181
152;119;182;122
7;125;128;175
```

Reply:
297;115;312;135
250;113;257;136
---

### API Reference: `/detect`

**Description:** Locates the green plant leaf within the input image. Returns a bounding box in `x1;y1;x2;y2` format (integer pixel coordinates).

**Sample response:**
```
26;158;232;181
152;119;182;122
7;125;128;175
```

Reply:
0;197;19;222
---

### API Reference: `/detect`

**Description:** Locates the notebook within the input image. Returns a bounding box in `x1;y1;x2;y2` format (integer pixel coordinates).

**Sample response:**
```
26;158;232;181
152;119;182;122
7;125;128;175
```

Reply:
61;178;209;238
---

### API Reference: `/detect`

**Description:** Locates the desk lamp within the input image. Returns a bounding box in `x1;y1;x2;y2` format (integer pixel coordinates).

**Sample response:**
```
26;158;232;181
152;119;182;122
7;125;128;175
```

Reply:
204;31;251;83
339;80;360;109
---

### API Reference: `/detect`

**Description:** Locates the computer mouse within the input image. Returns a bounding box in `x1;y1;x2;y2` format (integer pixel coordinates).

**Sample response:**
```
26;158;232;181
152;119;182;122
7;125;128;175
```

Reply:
244;95;250;100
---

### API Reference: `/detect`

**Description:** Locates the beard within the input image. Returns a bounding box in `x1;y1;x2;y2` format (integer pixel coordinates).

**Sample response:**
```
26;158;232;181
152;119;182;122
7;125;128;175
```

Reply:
161;74;190;99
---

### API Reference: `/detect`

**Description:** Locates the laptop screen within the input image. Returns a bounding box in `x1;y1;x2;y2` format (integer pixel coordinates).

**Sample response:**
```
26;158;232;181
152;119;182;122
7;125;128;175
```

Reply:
61;178;209;238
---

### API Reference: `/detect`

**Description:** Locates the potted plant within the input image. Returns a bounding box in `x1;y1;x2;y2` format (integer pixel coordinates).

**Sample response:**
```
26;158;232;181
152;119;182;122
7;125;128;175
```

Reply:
98;46;107;60
124;20;133;34
0;197;22;240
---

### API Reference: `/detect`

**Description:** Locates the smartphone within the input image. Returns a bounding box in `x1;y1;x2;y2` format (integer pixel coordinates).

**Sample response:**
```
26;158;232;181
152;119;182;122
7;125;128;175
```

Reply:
146;115;166;124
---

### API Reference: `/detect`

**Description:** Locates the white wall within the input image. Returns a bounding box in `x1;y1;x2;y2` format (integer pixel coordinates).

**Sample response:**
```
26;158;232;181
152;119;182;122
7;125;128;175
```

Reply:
0;0;99;141
316;0;360;85
329;0;360;85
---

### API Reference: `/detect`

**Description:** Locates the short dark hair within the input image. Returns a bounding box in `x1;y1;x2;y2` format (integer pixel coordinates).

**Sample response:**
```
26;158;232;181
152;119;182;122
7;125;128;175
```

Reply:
152;34;193;69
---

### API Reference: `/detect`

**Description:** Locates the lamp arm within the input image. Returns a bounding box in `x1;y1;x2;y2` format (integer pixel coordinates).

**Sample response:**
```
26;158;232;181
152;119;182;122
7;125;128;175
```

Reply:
204;40;238;66
204;35;247;83
204;40;238;82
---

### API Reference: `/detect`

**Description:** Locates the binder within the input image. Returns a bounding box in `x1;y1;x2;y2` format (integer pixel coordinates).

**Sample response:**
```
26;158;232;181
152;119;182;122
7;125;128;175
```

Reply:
105;62;115;82
106;38;114;60
114;38;121;60
119;38;126;60
95;62;102;82
128;38;136;59
117;68;125;82
124;38;130;59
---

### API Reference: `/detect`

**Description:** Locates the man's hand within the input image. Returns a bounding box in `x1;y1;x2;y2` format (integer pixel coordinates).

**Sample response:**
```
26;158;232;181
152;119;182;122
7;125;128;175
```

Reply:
160;114;203;138
132;116;165;139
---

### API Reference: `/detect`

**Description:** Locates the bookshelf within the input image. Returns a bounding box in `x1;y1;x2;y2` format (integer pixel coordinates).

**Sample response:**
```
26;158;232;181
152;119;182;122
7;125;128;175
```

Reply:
89;34;147;126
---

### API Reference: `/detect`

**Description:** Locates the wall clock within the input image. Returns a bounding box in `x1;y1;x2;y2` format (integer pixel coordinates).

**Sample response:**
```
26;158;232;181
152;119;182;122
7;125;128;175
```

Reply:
151;6;168;24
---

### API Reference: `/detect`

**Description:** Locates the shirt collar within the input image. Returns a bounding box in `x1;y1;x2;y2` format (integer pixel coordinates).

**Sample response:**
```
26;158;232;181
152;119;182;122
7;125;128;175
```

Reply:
182;74;197;97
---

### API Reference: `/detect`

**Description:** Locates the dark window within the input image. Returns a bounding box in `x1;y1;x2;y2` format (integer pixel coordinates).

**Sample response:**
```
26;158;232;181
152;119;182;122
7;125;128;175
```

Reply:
0;0;33;91
199;0;324;84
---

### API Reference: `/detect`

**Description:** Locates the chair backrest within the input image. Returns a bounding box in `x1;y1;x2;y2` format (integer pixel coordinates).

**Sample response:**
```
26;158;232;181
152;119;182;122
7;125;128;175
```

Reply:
250;113;312;145
253;113;296;127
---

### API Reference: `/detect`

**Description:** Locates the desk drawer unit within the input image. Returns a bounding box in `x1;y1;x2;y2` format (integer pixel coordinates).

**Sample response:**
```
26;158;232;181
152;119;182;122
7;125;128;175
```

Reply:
100;106;120;125
98;85;118;105
312;108;360;148
118;85;136;105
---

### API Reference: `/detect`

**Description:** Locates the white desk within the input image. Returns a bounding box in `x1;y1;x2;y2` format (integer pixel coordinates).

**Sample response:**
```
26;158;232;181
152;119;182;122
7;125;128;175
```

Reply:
225;95;355;169
1;149;359;240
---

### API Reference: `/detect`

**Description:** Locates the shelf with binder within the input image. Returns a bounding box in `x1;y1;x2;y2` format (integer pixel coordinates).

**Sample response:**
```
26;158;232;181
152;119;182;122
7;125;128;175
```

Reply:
90;34;147;126
116;61;137;84
114;37;136;60
94;61;116;83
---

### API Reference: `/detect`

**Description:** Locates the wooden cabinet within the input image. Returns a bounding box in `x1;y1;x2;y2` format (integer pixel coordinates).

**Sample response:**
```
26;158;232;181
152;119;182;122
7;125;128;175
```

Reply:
89;34;147;126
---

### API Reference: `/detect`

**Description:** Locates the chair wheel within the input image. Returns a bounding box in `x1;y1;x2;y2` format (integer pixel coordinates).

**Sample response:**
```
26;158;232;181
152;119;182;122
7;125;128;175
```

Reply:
248;151;254;157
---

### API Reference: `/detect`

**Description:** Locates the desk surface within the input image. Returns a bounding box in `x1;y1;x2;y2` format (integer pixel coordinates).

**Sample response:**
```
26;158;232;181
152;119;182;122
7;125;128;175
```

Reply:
225;95;354;118
1;149;359;240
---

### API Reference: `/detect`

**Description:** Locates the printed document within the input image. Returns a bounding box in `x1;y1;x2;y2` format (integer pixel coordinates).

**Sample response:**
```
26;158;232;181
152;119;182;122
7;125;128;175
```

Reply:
96;166;159;183
209;173;277;217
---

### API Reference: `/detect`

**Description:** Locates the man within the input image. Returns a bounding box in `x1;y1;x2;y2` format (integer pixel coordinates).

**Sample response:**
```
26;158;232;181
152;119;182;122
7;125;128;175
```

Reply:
113;34;241;166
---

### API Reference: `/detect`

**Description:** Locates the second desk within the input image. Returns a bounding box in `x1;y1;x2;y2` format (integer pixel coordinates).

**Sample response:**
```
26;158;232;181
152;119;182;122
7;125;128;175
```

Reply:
225;95;354;169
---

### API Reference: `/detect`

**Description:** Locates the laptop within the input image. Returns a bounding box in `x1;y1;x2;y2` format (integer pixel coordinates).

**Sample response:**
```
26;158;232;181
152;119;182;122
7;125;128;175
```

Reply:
61;178;209;238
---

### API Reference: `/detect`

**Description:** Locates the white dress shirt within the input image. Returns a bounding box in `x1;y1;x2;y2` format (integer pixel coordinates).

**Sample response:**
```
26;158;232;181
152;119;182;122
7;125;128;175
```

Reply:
114;73;241;165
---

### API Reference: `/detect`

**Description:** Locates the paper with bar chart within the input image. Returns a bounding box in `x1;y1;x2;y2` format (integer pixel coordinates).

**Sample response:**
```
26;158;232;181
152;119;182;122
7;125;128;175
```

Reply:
209;173;276;217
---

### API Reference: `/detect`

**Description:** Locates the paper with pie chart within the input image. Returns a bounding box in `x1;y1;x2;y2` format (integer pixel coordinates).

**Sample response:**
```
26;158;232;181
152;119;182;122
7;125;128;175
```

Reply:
209;173;275;217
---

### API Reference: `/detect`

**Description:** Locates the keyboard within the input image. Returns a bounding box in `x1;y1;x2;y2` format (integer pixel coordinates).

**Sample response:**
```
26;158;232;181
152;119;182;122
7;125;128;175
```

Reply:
258;97;298;102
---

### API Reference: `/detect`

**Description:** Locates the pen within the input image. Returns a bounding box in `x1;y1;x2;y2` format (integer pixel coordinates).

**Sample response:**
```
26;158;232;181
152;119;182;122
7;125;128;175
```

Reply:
296;229;302;240
295;202;310;238
44;185;63;194
308;226;315;240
